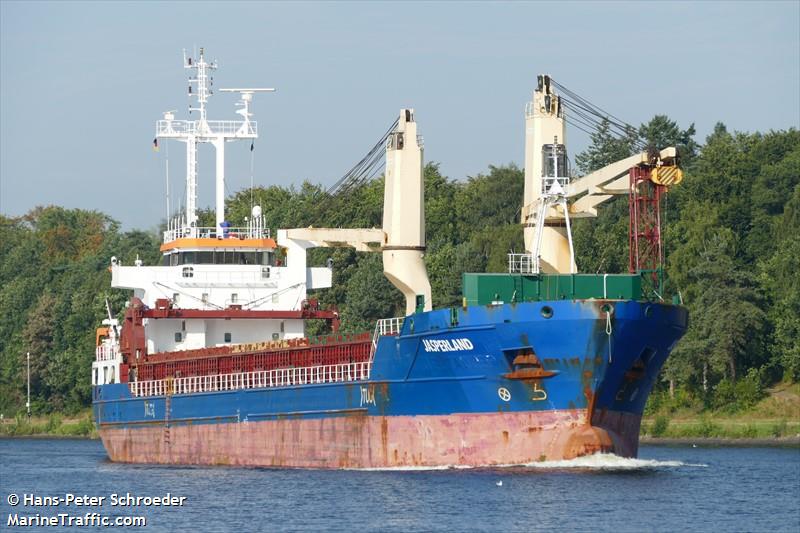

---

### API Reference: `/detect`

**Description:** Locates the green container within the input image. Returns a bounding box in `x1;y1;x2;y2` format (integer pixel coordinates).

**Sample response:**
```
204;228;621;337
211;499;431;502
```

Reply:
462;273;642;306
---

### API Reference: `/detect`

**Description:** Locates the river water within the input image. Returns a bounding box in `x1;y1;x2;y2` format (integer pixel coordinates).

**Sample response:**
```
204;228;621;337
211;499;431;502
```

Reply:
1;438;798;532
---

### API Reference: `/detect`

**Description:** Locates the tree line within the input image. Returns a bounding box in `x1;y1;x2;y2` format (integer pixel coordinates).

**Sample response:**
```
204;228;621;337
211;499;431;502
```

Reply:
0;117;797;414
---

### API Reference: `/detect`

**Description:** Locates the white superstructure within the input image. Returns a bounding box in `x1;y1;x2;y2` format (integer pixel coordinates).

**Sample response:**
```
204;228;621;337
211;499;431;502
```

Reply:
92;49;331;385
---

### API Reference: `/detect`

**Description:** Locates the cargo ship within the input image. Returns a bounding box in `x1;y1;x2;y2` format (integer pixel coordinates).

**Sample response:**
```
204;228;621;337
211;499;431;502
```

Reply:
92;50;687;468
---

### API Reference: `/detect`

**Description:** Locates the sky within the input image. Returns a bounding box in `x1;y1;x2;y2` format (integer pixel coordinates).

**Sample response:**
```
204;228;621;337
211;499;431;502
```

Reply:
1;1;798;231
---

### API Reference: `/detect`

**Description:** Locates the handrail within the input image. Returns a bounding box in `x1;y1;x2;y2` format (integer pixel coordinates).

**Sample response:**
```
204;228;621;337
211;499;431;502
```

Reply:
508;253;537;274
95;344;120;362
377;317;404;336
163;226;271;243
372;317;404;351
128;361;372;398
156;119;258;137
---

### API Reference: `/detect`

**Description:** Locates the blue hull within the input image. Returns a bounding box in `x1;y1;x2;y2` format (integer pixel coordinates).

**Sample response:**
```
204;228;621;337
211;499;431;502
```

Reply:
94;300;687;466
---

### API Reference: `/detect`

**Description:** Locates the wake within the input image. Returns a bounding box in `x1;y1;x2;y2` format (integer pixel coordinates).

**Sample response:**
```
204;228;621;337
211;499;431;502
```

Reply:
514;453;708;470
352;453;707;471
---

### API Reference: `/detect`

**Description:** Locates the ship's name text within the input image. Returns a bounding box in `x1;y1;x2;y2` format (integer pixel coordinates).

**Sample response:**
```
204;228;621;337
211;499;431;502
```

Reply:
422;338;474;352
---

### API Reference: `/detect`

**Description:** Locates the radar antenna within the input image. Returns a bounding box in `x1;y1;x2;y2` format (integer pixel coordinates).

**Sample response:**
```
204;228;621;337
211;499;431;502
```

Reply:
219;88;276;136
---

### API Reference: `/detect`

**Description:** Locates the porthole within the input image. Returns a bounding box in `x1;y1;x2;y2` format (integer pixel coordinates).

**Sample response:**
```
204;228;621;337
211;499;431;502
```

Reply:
541;306;553;319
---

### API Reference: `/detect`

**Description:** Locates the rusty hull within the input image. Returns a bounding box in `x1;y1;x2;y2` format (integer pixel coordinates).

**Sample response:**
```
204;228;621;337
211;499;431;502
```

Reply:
98;409;640;469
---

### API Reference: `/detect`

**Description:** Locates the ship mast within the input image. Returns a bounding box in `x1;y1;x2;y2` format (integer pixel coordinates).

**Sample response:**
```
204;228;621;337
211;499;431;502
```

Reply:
156;48;275;238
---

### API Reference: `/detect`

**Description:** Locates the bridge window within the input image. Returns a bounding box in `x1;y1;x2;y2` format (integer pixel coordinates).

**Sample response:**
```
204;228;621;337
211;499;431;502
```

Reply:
224;332;232;343
166;250;277;266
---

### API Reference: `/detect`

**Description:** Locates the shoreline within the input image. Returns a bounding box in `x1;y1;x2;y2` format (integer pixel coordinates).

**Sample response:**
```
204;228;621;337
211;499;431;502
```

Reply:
0;433;97;440
640;435;800;447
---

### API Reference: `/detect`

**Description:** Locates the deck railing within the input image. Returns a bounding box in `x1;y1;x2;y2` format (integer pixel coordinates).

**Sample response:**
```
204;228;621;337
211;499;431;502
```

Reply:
156;119;257;138
372;317;404;351
96;344;120;362
128;361;372;398
162;225;271;244
508;253;537;274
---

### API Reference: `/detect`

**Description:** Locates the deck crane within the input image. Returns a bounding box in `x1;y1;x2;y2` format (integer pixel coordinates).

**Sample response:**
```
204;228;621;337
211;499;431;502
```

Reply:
279;77;682;317
278;109;432;316
515;75;682;296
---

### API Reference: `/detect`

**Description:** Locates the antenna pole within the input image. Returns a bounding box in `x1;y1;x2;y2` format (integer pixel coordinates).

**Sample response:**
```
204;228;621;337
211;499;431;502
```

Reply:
213;138;226;230
250;141;255;211
165;141;170;222
186;137;198;232
26;352;30;419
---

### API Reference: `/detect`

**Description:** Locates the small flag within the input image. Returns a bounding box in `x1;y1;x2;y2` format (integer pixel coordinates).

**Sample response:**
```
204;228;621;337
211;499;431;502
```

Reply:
153;138;159;152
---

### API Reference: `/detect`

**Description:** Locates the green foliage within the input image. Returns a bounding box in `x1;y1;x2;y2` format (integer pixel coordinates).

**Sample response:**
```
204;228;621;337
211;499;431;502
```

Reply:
577;119;798;401
651;415;670;437
643;417;797;439
341;254;403;332
644;388;700;415
45;413;62;432
696;418;722;438
426;241;485;308
453;165;524;236
711;369;766;413
771;419;788;437
758;185;800;381
657;125;799;399
671;235;768;386
575;119;638;174
638;115;698;164
572;197;629;275
0;411;95;437
575;115;697;175
0;208;160;414
57;414;95;437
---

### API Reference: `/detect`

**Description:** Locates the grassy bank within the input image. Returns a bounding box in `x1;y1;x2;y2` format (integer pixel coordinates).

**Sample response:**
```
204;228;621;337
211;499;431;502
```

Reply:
641;382;800;440
641;416;799;439
0;410;96;438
